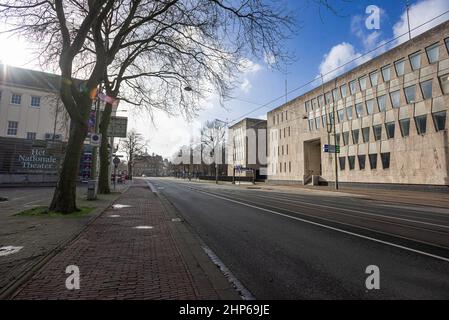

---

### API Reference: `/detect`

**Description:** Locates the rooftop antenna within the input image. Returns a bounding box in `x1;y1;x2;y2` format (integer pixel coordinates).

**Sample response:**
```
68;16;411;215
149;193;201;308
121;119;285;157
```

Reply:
406;1;412;40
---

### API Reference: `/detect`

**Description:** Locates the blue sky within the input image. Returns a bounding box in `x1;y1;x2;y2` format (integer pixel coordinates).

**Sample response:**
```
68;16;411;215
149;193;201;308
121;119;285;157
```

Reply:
139;0;449;159
1;0;448;158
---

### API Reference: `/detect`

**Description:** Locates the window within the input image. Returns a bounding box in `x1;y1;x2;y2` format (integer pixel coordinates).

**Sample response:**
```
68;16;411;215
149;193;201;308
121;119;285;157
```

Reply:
339;157;346;170
26;132;36;140
415;115;427;135
426;43;439;64
315;117;320;130
273;116;276;124
381;65;391;82
359;76;367;91
30;96;41;107
340;84;348;98
404;85;416;104
446;38;449;53
381;152;390;169
355;103;365;118
370;71;378;86
409;52;421;70
385;122;395;139
285;111;288;121
342;131;350;146
332;88;339;101
312;99;318;110
335;133;341;145
7;121;18;135
352;129;360;144
305;101;311;113
289;161;291;173
322;114;327;128
338;109;345;122
377;95;387;112
390;90;401;108
358;155;366;170
325;92;332;104
328;113;334;125
362;127;370;142
348;156;355;170
433;111;446;131
318;95;324;107
346;106;353;120
373;124;382;141
11;93;22;105
366;99;375;115
308;119;314;131
394;59;405;76
439;74;449;94
399;118;411;137
369;154;377;169
420;79;433;100
349;80;357;95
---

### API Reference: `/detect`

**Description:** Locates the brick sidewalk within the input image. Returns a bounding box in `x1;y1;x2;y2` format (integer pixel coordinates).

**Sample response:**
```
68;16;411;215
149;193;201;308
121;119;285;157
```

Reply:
12;180;207;299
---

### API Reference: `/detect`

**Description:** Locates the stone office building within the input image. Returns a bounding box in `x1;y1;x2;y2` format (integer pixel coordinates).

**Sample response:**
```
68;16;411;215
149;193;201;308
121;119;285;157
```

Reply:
267;20;449;187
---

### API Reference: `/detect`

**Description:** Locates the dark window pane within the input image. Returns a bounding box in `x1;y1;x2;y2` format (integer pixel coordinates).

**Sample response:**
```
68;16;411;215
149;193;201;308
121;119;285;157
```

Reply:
377;95;387;112
390;90;400;108
369;154;377;169
352;129;360;144
349;80;357;95
343;131;350;145
373;124;382;141
409;52;421;70
308;119;314;130
356;103;365;118
341;84;347;98
426;43;439;64
433;111;446;131
446;38;449;53
335;133;341;145
338;109;345;122
346;106;353;120
404;85;416;104
399;118;410;137
381;152;390;169
362;127;370;142
385;122;395;139
415;115;427;135
420;80;433;100
339;157;346;170
315;117;320;129
348;156;355;170
439;74;449;94
358;155;366;170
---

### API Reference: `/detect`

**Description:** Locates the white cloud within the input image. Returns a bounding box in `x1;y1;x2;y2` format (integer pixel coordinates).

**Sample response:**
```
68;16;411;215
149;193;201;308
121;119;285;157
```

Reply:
239;58;262;74
240;78;252;93
393;0;449;45
264;52;276;67
351;14;383;50
318;42;367;80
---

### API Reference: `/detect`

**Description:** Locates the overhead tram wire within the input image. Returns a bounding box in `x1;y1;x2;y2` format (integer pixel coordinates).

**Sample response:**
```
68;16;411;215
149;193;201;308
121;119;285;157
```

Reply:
224;9;449;130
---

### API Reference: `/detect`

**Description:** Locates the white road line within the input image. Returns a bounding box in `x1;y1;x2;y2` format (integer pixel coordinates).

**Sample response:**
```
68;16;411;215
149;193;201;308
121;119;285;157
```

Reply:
191;188;449;263
217;189;449;230
146;180;158;193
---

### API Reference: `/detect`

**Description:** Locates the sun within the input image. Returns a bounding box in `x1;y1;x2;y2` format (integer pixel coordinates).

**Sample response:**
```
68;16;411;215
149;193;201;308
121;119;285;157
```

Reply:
0;30;34;67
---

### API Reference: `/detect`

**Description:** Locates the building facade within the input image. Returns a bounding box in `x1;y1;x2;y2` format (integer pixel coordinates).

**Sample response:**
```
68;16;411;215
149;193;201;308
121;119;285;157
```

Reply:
228;118;267;178
268;21;449;187
0;64;69;142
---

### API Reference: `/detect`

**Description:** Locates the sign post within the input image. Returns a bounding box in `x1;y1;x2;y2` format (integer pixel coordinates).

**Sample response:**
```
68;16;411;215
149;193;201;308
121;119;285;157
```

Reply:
113;156;121;191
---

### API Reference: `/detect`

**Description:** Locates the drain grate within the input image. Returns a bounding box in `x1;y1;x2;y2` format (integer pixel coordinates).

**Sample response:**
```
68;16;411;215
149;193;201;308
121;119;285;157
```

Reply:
0;246;23;257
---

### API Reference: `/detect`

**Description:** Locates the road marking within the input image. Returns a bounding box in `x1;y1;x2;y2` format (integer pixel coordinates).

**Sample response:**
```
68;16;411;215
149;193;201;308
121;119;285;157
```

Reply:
146;181;158;193
190;187;449;263
220;190;449;231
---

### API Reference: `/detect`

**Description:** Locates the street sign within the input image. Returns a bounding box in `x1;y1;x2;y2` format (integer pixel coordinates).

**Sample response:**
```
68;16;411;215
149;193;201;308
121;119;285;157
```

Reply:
323;144;340;154
90;133;101;147
113;156;121;168
107;116;128;138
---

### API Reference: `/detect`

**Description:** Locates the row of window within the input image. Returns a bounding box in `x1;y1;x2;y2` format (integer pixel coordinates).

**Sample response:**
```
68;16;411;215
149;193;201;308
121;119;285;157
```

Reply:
333;111;446;146
0;91;41;107
304;39;449;113
308;75;449;131
6;120;37;139
273;110;288;125
339;153;390;171
275;161;292;174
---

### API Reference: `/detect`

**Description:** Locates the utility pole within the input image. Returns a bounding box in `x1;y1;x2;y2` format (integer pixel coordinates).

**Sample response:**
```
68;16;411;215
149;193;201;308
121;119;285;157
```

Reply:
333;79;339;190
406;1;412;40
91;84;102;179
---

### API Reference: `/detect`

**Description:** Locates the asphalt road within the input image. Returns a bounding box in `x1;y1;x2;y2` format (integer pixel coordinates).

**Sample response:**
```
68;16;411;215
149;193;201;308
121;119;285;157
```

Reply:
149;178;449;300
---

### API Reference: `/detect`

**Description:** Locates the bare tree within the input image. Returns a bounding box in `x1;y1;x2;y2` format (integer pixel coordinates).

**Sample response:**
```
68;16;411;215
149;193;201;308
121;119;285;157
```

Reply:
201;120;226;184
120;130;148;179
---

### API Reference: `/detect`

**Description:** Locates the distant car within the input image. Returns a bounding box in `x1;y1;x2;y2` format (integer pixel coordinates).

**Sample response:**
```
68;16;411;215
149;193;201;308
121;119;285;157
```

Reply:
142;174;146;177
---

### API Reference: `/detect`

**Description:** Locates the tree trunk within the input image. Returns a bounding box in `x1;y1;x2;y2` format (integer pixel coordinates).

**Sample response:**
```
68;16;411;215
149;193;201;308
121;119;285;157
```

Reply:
98;103;113;194
128;155;133;180
49;119;88;213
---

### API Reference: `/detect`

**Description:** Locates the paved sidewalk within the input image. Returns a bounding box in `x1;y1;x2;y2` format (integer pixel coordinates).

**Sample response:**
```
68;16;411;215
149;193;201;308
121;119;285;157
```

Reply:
12;179;235;299
0;182;129;298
